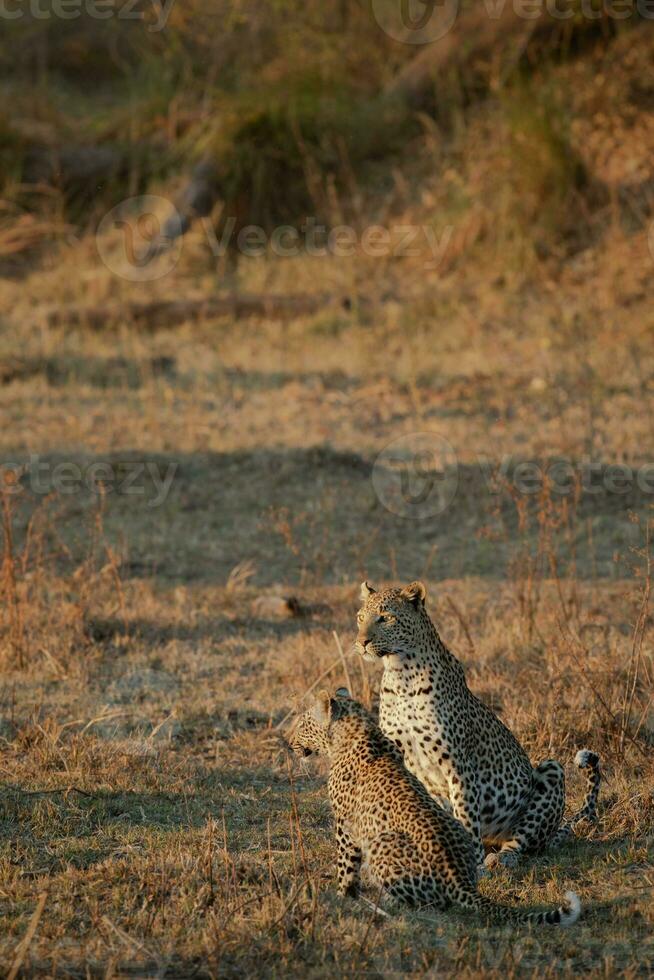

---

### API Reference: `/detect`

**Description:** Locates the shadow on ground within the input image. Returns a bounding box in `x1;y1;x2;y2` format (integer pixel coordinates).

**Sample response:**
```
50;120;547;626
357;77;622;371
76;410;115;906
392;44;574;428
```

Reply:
2;448;650;586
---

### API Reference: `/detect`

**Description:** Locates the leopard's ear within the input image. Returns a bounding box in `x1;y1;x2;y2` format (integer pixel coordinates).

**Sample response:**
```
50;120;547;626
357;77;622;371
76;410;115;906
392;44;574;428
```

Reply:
334;687;351;699
360;581;376;602
311;690;332;727
402;581;426;607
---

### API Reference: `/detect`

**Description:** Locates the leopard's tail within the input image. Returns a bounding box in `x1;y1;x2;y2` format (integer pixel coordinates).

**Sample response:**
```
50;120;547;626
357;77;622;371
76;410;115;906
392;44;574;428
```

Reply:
552;749;601;846
457;889;581;927
569;749;601;825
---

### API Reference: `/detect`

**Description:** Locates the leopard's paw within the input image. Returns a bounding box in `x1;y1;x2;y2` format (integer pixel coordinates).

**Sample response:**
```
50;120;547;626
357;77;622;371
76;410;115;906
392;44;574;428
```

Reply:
484;849;519;870
477;862;491;881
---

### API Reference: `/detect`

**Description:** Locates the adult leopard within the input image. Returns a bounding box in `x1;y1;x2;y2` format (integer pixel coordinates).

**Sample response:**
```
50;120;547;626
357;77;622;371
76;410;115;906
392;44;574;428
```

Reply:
289;689;581;923
355;581;601;869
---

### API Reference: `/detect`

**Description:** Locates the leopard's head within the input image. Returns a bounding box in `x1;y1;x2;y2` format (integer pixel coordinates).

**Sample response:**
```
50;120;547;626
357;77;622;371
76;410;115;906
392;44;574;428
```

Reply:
288;689;367;758
355;580;429;662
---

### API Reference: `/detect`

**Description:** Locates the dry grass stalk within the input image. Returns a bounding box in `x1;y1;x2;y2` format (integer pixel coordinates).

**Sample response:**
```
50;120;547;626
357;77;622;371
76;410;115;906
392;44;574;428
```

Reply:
7;890;48;980
1;483;26;668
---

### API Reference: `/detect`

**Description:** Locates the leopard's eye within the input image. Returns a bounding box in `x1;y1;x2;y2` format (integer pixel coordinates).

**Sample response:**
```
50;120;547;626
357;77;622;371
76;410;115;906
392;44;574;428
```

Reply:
377;612;395;624
356;611;363;623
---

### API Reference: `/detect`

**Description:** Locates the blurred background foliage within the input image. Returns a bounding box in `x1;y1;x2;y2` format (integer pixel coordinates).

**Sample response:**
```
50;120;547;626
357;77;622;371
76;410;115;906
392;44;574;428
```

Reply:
0;0;650;261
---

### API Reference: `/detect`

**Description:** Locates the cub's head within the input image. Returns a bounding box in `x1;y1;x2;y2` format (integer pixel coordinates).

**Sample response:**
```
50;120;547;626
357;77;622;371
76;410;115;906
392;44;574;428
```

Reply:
288;688;367;758
355;580;428;662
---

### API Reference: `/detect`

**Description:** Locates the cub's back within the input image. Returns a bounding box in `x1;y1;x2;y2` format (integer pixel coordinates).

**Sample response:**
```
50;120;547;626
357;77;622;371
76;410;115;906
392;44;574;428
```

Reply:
330;722;477;866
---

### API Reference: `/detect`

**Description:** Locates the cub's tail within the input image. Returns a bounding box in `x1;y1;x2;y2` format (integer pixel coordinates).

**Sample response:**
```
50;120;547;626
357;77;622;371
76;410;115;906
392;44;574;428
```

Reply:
459;889;581;927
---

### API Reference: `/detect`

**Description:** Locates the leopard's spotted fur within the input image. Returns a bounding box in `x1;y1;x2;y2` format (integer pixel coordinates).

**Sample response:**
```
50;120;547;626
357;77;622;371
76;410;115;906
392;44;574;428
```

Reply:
355;581;601;869
289;690;580;925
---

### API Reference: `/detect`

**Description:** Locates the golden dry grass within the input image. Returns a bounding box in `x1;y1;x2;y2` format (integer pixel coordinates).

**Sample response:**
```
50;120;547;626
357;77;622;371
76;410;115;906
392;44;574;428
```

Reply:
0;565;652;976
1;25;654;979
1;250;653;974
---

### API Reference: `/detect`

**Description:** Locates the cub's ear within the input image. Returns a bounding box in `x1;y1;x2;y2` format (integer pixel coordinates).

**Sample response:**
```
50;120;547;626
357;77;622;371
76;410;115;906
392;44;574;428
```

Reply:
402;581;426;607
334;687;351;699
360;581;376;602
311;690;332;727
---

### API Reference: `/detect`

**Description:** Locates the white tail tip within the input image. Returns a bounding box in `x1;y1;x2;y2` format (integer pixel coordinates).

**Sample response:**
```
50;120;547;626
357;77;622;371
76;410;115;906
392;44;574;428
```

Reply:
574;748;596;768
561;890;581;926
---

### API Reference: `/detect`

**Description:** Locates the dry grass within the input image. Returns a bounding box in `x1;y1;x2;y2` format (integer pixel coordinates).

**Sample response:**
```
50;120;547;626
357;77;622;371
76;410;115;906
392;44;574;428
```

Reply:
0;267;653;974
0;562;653;976
1;23;654;980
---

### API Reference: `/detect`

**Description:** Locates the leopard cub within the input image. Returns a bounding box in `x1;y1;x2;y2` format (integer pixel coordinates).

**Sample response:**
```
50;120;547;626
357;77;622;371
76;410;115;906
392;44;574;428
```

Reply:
289;689;580;925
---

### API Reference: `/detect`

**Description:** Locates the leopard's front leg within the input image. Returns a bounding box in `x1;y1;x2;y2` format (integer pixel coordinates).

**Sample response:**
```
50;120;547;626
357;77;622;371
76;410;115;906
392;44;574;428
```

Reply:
334;818;362;897
445;758;485;868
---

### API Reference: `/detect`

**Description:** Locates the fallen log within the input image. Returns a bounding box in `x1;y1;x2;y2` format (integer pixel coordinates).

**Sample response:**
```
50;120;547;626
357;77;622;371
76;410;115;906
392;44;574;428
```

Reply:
385;6;539;110
41;292;341;330
23;142;126;189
